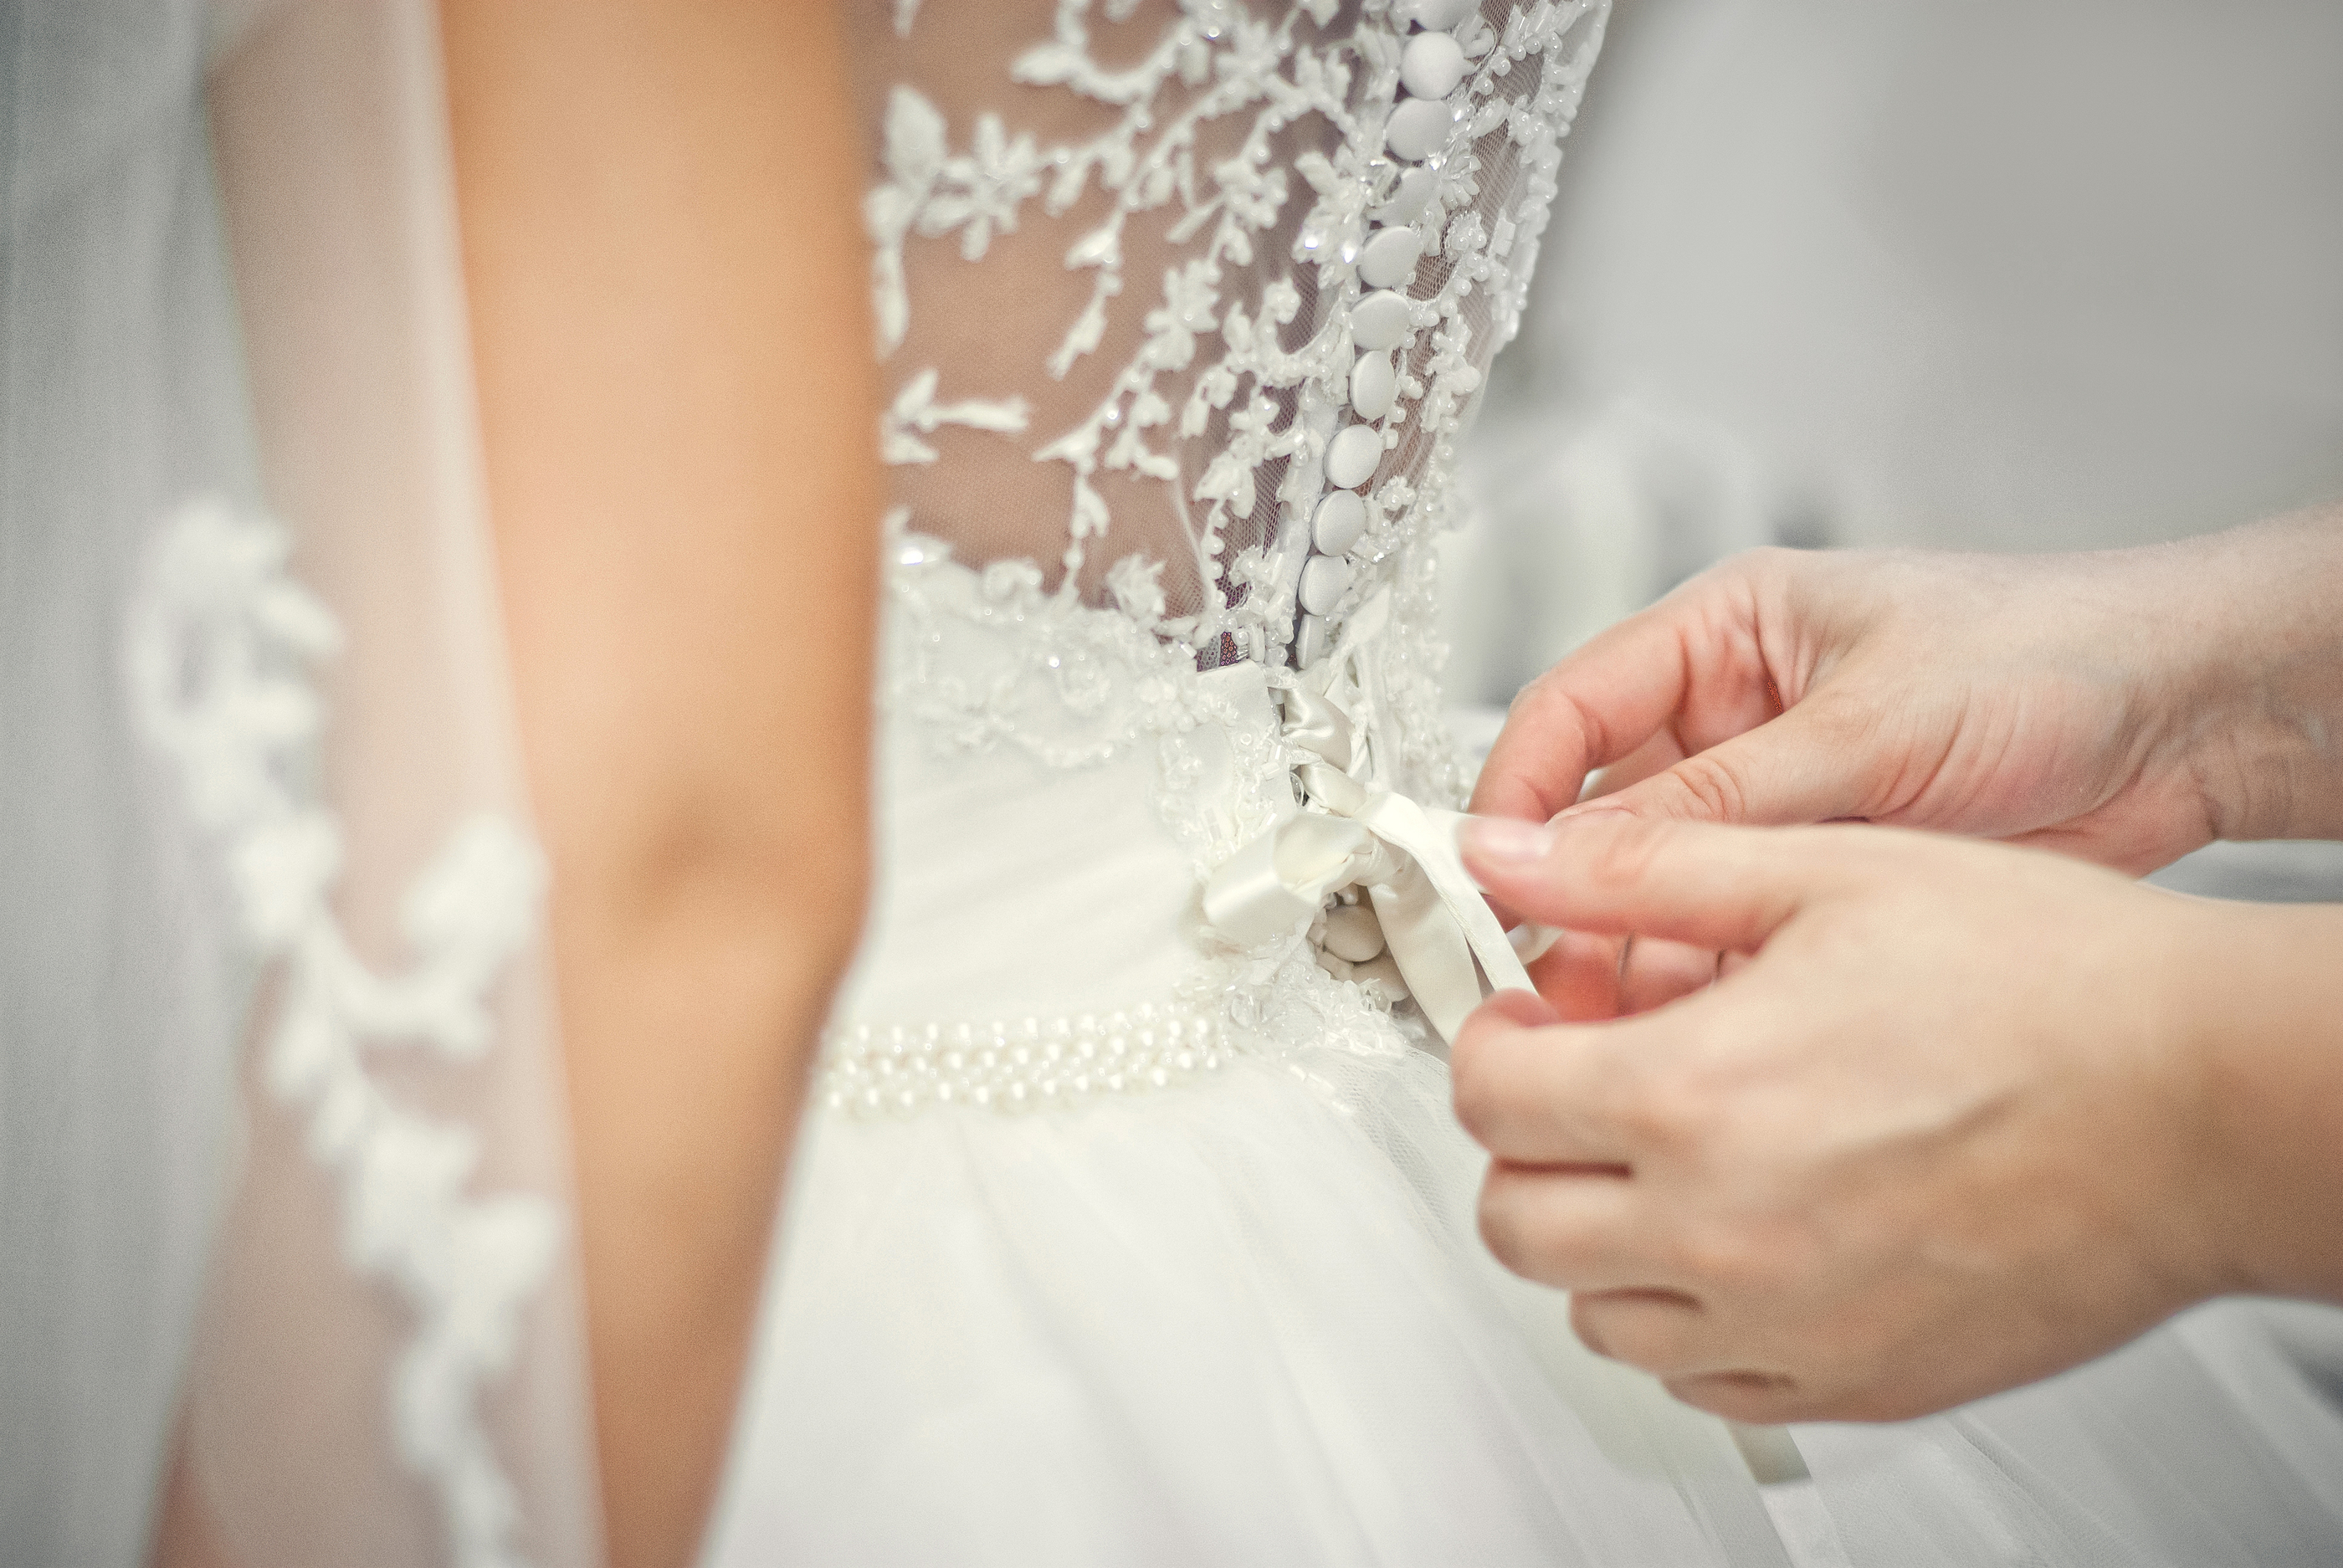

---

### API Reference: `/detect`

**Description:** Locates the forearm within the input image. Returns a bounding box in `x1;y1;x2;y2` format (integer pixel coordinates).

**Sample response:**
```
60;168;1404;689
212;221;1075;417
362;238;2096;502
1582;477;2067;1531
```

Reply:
439;0;881;1564
2178;897;2343;1304
2155;509;2343;843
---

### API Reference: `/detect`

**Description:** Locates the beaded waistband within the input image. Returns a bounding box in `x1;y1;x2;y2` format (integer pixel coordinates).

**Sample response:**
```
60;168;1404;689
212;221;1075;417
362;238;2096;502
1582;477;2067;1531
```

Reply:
818;1001;1228;1118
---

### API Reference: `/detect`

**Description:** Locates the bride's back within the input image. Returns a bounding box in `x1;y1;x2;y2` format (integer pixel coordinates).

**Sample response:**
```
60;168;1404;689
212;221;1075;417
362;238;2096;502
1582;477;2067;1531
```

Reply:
855;0;1607;675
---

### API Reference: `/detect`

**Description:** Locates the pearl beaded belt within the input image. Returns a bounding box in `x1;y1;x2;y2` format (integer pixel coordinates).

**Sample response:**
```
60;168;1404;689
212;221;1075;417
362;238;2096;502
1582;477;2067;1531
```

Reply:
818;1002;1228;1118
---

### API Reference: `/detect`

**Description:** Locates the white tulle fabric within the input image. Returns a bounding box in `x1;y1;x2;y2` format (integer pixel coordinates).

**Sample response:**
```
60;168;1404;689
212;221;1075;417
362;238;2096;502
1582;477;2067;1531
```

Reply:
701;2;2343;1564
709;576;1793;1565
3;4;597;1566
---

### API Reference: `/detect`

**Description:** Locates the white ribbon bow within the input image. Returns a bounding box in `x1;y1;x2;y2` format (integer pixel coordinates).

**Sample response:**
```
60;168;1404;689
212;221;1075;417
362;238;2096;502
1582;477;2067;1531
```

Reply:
1203;595;1542;1043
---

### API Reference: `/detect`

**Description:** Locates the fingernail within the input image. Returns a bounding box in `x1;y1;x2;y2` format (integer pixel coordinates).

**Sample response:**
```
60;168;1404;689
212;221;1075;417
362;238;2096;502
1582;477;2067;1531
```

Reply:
1461;816;1555;867
1556;801;1634;822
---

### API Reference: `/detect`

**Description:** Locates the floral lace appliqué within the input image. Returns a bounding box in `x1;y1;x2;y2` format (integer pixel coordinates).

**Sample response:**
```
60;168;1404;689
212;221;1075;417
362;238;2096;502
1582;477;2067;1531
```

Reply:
869;0;1609;694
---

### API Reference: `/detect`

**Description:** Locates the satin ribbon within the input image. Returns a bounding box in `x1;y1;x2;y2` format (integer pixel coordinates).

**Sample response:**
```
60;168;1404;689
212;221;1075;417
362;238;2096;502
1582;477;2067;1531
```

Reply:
1203;596;1541;1043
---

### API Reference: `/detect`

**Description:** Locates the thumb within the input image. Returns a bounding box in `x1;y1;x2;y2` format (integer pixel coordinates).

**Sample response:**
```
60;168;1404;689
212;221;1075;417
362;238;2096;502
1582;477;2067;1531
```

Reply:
1567;699;1878;829
1460;812;1843;953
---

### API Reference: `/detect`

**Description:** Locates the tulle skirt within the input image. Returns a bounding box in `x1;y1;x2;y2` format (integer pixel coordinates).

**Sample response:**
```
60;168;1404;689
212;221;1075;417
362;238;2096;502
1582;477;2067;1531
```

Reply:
700;1030;2343;1566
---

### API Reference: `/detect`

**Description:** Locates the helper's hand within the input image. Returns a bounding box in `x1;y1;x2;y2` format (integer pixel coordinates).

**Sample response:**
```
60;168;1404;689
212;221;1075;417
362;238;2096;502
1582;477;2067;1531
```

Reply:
1472;528;2343;873
1449;812;2343;1423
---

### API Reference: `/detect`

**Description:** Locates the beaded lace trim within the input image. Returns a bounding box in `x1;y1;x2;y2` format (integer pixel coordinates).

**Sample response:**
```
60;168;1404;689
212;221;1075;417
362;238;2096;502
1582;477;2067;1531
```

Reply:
820;1001;1228;1117
128;498;556;1568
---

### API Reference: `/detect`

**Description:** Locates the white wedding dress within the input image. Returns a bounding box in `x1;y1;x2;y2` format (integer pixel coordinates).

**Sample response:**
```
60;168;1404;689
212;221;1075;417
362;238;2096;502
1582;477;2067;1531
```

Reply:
698;3;2343;1565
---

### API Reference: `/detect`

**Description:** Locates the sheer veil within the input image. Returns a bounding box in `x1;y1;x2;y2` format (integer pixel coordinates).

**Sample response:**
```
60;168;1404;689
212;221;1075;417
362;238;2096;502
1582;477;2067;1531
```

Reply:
4;3;598;1564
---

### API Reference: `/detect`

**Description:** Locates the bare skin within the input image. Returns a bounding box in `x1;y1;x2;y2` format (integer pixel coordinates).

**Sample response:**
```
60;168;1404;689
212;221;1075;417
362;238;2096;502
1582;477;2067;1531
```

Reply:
1453;514;2343;1422
438;3;880;1565
156;8;875;1565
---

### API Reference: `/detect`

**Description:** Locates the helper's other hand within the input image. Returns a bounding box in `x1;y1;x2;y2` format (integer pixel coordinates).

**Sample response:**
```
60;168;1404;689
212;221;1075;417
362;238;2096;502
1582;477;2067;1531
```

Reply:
1470;525;2343;873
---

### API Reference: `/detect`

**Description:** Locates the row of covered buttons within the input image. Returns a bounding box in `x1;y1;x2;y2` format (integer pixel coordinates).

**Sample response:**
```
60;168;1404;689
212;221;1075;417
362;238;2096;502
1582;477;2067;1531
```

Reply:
1294;0;1483;670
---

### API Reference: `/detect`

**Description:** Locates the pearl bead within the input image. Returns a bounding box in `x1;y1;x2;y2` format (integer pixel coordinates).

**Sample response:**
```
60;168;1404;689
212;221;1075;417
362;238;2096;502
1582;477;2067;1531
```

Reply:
1311;489;1368;555
1322;902;1386;962
1401;32;1468;99
1324;423;1382;489
1349;351;1397;421
1384;98;1452;162
1351;290;1411;351
1358;227;1423;290
1295;611;1334;668
817;1002;1228;1117
1299;554;1353;617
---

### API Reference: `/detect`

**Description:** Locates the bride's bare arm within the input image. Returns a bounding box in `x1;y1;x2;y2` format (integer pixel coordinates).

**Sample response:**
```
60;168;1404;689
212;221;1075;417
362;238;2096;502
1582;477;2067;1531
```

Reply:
438;3;879;1565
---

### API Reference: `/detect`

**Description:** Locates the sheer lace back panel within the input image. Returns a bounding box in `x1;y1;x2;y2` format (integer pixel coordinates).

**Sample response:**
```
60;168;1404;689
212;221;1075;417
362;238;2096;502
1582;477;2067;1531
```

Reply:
857;0;1608;671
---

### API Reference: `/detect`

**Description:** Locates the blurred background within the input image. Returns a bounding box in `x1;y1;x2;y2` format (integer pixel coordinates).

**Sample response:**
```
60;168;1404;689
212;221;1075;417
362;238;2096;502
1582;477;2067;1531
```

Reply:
1447;0;2343;901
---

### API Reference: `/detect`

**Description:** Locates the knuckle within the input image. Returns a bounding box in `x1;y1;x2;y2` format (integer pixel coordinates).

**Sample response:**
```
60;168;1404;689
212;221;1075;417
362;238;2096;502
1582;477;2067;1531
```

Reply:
1576;813;1671;889
1676;1224;1776;1294
1476;1174;1571;1288
1568;1295;1626;1363
1657;751;1751;824
1572;1294;1696;1374
1663;1371;1800;1425
1475;1176;1530;1273
1447;1042;1510;1147
1603;1073;1695;1156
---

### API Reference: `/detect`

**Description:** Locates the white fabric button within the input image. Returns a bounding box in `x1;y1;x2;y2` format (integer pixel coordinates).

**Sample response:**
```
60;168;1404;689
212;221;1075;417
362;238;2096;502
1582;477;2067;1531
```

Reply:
1295;612;1333;668
1312;488;1368;554
1402;0;1475;30
1299;554;1352;617
1349;351;1398;421
1401;33;1467;100
1322;903;1386;963
1384;98;1451;162
1351;290;1410;350
1324;423;1382;488
1351;951;1411;1001
1377;167;1437;227
1358;228;1423;290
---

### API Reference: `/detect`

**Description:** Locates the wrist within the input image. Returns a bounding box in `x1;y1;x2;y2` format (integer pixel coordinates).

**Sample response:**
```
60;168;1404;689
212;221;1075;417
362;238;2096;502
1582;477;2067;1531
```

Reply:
2161;513;2343;843
2167;897;2343;1304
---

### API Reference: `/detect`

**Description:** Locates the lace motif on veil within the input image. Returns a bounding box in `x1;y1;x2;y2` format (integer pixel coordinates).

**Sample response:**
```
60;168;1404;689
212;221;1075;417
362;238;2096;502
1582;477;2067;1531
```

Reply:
129;499;557;1568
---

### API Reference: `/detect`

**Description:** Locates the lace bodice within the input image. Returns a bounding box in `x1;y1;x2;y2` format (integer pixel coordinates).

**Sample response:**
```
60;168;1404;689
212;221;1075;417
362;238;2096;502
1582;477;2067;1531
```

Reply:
857;0;1607;675
831;0;1602;1099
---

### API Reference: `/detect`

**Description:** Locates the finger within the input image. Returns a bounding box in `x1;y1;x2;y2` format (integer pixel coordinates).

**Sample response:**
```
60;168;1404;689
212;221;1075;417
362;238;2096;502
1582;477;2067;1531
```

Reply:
1450;995;1638;1166
1477;1164;1664;1292
1584;728;1688;802
1524;928;1631;1021
1571;1289;1717;1376
1524;928;1724;1019
1470;576;1777;822
1461;812;1845;954
1556;695;1879;830
1617;934;1725;1015
1662;1371;1807;1425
